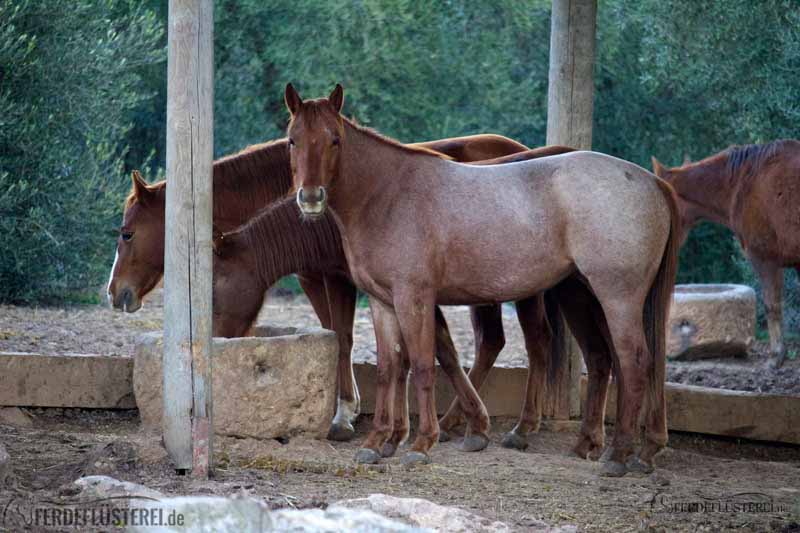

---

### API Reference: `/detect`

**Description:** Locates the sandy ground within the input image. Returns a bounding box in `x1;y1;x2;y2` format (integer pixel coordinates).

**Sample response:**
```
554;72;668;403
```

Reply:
1;286;798;393
1;288;800;530
0;409;799;532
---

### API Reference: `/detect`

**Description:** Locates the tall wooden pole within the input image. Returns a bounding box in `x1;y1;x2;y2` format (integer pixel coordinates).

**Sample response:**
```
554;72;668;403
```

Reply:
545;0;597;419
164;0;214;477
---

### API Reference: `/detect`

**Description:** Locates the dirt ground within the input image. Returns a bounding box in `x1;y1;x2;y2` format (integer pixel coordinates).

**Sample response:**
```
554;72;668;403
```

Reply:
1;289;800;530
0;409;798;532
1;287;798;394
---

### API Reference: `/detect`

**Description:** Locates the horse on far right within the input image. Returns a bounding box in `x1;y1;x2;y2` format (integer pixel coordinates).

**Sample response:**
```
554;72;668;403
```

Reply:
653;139;800;367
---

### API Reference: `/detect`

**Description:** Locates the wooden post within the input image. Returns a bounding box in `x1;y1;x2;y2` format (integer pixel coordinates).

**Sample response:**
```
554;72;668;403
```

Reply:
544;0;597;419
163;0;214;477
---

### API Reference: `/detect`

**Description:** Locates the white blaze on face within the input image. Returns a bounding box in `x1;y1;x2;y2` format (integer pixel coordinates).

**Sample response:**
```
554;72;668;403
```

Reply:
106;248;119;307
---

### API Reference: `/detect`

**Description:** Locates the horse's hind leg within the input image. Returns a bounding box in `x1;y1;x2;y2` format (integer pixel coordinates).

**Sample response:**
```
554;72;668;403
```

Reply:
439;304;504;441
749;253;785;367
593;294;650;477
500;295;551;451
552;278;613;460
321;274;360;441
433;307;491;453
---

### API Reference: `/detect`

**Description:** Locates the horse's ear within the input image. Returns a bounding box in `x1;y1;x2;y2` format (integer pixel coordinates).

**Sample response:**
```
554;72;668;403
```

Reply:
212;226;225;256
328;83;344;113
651;157;667;178
212;227;237;258
131;170;152;203
285;83;303;115
682;153;692;165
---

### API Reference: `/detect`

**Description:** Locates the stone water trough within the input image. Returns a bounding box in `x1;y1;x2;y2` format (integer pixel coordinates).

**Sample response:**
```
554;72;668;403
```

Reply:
667;284;756;360
134;324;338;440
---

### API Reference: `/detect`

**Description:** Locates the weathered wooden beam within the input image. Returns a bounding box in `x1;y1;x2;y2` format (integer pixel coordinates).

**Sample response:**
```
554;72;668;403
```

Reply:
0;352;134;409
544;0;597;419
581;377;800;445
164;0;214;477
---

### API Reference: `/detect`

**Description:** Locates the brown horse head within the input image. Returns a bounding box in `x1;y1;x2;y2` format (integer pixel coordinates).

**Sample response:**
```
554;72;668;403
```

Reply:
285;83;345;218
106;171;166;312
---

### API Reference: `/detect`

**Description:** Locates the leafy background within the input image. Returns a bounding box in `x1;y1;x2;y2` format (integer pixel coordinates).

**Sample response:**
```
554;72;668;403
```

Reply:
1;0;798;335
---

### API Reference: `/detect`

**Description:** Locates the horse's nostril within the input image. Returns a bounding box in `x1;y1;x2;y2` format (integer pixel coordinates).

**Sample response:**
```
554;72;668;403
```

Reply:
120;288;133;308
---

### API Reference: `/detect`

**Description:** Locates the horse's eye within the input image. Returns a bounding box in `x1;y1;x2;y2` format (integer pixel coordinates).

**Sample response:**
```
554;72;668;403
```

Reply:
332;137;340;146
121;232;134;242
288;138;295;147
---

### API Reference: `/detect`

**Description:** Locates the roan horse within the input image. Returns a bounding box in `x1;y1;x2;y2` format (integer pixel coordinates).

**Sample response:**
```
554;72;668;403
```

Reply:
653;139;800;367
107;134;567;442
286;84;680;476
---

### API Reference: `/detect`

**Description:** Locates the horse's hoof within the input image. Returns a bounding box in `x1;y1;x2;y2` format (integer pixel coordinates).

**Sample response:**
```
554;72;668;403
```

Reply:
501;431;529;451
354;448;381;464
401;451;431;467
626;455;655;474
381;442;397;458
328;422;356;442
599;445;615;463
601;460;628;477
572;437;591;459
438;430;452;443
460;433;490;452
769;354;785;369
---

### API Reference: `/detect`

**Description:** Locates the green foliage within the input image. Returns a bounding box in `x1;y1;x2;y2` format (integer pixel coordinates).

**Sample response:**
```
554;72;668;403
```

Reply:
1;0;799;322
0;0;164;302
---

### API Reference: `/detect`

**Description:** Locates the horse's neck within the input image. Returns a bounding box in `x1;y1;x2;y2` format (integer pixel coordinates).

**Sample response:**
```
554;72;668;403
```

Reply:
336;124;440;227
671;156;736;227
212;141;292;230
230;199;344;287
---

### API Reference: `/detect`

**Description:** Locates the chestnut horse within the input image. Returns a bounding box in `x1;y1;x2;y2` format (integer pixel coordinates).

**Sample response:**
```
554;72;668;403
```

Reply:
107;134;558;442
653;139;800;367
286;84;680;476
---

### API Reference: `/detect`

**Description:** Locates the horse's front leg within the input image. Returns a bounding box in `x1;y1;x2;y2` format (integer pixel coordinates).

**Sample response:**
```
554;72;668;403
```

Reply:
355;296;402;464
323;274;360;441
748;253;785;367
394;289;439;465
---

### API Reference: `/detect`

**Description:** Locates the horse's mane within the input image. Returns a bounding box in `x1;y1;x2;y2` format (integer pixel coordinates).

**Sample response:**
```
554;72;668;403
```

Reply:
211;139;293;221
124;139;293;222
723;140;789;181
223;197;344;285
343;116;453;160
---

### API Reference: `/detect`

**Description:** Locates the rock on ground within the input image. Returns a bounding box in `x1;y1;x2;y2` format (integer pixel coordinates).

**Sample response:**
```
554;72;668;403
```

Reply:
0;443;9;486
667;284;756;360
127;495;420;533
0;407;33;427
74;475;165;501
335;494;515;532
134;324;338;440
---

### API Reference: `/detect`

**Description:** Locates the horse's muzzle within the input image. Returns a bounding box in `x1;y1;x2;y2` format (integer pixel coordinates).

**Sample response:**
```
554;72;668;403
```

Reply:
112;287;141;313
296;186;327;217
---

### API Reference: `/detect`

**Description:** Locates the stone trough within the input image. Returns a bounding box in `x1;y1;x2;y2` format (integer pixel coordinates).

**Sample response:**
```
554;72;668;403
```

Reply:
133;324;338;440
667;283;756;360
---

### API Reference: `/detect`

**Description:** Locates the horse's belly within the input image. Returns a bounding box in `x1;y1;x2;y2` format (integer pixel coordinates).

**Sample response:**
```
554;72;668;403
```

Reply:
436;255;574;305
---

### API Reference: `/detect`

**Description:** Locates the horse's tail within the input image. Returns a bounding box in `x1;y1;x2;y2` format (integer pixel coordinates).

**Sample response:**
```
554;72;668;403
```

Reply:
544;288;566;386
643;178;681;436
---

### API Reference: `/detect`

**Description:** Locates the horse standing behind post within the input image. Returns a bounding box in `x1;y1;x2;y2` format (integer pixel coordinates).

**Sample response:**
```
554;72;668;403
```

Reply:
107;133;564;443
653;139;800;367
286;84;679;476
